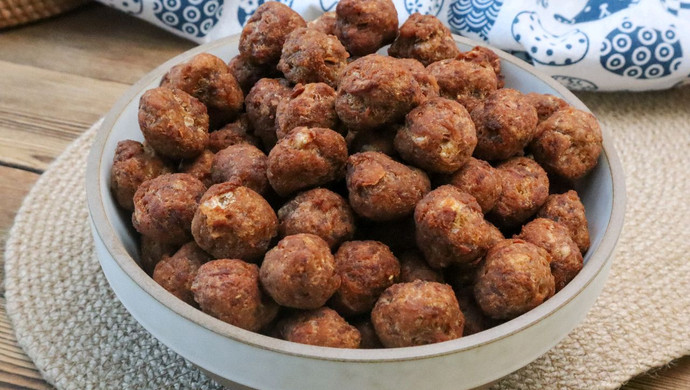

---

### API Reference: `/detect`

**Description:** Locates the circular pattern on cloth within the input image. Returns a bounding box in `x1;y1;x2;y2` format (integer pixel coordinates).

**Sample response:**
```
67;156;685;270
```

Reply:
4;88;690;389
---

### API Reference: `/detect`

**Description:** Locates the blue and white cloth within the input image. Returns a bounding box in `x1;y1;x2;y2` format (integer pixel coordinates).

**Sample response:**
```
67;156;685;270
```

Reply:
98;0;690;91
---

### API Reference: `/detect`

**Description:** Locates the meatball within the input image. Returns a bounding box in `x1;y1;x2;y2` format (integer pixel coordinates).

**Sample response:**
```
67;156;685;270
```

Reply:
455;288;495;336
447;157;502;214
346;151;430;221
275;83;339;139
260;234;340;309
307;11;337;35
228;54;277;95
427;59;498;113
267;127;348;196
347;126;397;156
415;185;495;268
211;144;269;195
524;92;569;123
208;115;261;153
153;242;211;305
394;97;477;174
490;157;549;228
191;259;278;331
138;87;209;159
132;173;206;245
191;182;278;261
335;0;398;56
330;241;400;316
530;107;603;180
471;88;538;161
517;218;583;291
399;250;444;283
372;281;465;347
179;149;214;187
389;13;460;66
110;140;171;211
139;237;178;275
277;188;355;248
457;46;504;88
245;78;293;149
354;319;383;349
537;190;590;253
278;28;350;88
280;307;361;348
396;58;441;101
336;54;424;130
474;239;555;320
239;2;306;66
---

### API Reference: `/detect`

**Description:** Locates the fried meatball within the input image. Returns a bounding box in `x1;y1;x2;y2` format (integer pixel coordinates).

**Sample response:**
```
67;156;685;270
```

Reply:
153;242;211;305
457;46;504;88
346;151;431;221
278;28;350;88
208;115;261;153
307;11;337;35
330;241;400;316
372;281;464;347
447;157;502;214
132;173;206;245
399;250;444;283
277;188;355;248
227;54;277;95
111;140;171;211
335;0;398;56
444;259;482;292
245;78;293;149
140;237;178;275
192;259;278;331
239;2;306;66
524;92;569;123
490;157;549;228
474;239;555;320
530;107;603;180
394;97;477;174
517;218;583;291
427;59;498;113
179;149;214;187
267;127;348;196
537;190;590;253
211;144;269;195
347;126;398;156
455;287;495;336
396;58;441;101
354;319;383;349
280;307;361;348
138;87;209;159
191;182;278;261
336;54;424;130
389;13;460;66
276;83;339;139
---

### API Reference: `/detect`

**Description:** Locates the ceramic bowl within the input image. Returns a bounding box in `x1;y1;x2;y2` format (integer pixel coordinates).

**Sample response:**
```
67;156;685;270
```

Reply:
86;34;625;390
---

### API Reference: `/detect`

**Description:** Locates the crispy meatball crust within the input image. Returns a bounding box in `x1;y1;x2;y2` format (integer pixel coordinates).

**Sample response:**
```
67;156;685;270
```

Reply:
396;58;441;101
490;157;549;228
537;190;590;253
278;28;350;88
111;140;171;211
208;115;261;153
245;78;293;149
307;11;337;35
399;250;445;283
389;13;460;66
447;157;502;214
179;149;214;188
457;46;504;88
335;0;398;56
427;59;498;113
211;143;269;194
276;83;339;139
227;54;277;95
153;242;211;305
239;2;306;66
524;92;569;124
280;307;361;348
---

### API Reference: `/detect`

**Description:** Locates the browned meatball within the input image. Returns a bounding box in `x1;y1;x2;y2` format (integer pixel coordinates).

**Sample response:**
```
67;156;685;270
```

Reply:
395;97;477;174
245;78;293;149
132;173;206;245
389;13;460;66
354;319;383;349
280;307;361;348
524;92;569;123
239;2;306;66
139;237;178;275
267;127;348;196
396;58;441;101
471;89;538;161
530;107;603;180
330;241;400;316
372;280;465;347
399;250;444;283
111;140;172;211
275;83;339;139
227;54;277;95
346;151;431;221
161;53;244;127
490;157;549;228
191;182;278;261
277;188;355;248
307;11;337;35
347;126;398;156
456;46;504;88
211;144;269;194
517;218;583;291
474;239;555;320
455;288;495;336
447;157;502;214
153;242;211;305
138;87;209;159
208;115;261;153
415;185;494;268
427;59;498;113
336;55;424;130
260;234;340;309
278;28;350;88
335;0;398;56
537;190;590;253
179;149;214;187
191;259;278;331
444;259;482;290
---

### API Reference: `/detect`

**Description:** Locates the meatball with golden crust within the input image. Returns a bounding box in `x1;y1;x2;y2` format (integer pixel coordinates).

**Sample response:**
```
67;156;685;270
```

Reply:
138;87;209;159
153;242;211;305
276;83;339;139
307;11;337;35
278;28;350;88
474;239;555;320
245;78;293;149
211;144;269;195
490;157;549;228
456;46;504;88
399;250;444;283
447;157;502;214
524;93;569;124
396;58;441;101
280;307;361;348
179;149;214;187
354;319;383;349
208;115;261;153
335;0;398;56
239;2;306;66
111;140;172;211
537;190;590;253
227;54;277;95
389;13;460;66
372;280;465;347
140;237;178;275
191;182;278;261
192;259;279;331
427;59;498;113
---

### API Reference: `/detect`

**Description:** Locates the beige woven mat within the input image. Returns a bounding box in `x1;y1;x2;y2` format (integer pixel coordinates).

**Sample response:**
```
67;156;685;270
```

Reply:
3;87;690;389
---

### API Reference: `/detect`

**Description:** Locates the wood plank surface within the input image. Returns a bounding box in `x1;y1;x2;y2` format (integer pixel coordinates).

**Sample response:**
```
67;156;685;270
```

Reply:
0;3;687;389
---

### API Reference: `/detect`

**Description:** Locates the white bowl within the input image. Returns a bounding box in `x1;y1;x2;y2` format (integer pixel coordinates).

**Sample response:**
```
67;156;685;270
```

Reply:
86;34;625;390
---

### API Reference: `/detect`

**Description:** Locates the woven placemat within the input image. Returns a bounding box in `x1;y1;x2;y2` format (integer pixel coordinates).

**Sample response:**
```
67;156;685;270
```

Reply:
0;0;87;29
4;87;690;389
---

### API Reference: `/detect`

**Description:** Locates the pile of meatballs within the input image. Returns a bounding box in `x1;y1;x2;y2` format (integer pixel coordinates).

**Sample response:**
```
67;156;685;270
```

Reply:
110;0;603;349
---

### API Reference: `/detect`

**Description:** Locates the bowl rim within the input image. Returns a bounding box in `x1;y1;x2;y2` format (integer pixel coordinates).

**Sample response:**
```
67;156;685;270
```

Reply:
86;33;626;363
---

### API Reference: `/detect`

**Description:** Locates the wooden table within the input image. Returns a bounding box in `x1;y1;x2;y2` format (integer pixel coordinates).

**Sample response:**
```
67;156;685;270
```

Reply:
0;4;687;389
